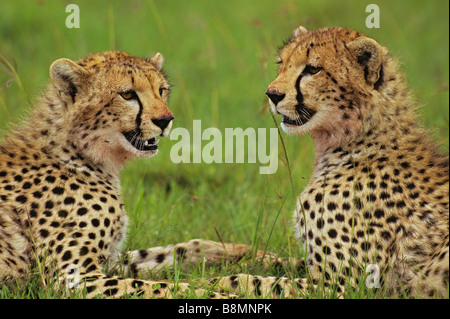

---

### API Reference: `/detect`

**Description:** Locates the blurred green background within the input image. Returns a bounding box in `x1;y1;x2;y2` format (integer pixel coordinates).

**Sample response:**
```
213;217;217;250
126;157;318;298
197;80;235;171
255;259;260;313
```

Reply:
0;0;448;256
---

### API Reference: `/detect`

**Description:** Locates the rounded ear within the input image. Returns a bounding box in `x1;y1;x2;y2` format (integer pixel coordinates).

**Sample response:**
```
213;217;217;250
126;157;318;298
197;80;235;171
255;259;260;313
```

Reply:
347;37;383;86
49;58;88;102
292;26;308;38
149;52;164;70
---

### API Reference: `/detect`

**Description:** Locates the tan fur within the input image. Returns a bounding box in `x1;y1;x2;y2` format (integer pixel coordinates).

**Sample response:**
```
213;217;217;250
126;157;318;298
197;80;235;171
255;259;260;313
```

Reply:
0;51;200;298
0;51;297;299
266;26;449;297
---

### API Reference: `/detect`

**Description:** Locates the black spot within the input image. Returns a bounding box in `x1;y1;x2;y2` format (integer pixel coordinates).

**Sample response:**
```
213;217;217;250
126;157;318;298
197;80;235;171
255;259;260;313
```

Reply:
252;278;262;296
374;209;385;219
132;280;144;288
315;253;322;262
328;229;338;239
103;288;118;297
40;229;49;238
400;162;410;169
58;210;68;218
45;175;56;183
64;197;76;205
380;192;390;200
22;182;32;189
156;254;165;263
52;187;64;195
91;219;100;227
315;193;323;203
45;201;54;209
62;251;72;261
302;201;310;210
86;285;97;294
83;194;93;200
104;279;119;287
386;216;398;223
396;201;406;208
392;186;403;194
15;195;27;203
327;202;337;211
139;250;148;259
317;218;325;229
77;207;88;216
79;246;89;256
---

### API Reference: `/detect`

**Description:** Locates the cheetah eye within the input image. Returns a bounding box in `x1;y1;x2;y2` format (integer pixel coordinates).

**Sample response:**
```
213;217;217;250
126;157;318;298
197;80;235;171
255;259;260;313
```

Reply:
303;65;322;75
159;87;168;97
119;90;137;100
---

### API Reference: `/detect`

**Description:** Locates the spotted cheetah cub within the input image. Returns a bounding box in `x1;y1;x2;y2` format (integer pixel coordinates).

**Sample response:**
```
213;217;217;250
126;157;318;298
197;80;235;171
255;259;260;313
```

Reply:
266;26;449;297
0;51;258;298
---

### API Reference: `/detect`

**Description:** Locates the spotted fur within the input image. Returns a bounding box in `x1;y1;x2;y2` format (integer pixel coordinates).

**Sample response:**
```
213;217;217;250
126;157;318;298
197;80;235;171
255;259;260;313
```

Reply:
264;26;449;297
0;51;233;298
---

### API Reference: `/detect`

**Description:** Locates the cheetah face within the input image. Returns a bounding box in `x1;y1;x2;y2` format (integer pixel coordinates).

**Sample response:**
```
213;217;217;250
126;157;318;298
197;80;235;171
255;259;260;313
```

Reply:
49;51;174;166
266;26;326;136
266;26;384;149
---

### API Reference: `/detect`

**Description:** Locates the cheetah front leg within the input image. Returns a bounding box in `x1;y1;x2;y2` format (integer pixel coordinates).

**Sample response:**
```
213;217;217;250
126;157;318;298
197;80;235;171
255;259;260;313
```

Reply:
118;239;304;276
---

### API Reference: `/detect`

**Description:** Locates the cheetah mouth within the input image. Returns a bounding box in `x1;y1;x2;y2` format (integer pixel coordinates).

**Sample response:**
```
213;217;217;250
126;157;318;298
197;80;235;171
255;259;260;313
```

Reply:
282;115;311;127
281;105;316;127
123;131;158;151
282;116;303;126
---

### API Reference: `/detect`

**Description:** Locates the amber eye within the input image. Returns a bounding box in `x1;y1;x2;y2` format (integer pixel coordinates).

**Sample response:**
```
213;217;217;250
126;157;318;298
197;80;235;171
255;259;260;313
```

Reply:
119;91;136;100
303;65;322;75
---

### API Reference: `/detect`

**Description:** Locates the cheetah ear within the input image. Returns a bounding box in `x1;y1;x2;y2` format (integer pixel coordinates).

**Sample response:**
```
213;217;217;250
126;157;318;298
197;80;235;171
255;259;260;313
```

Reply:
50;58;88;103
347;37;383;86
149;52;164;70
292;26;308;38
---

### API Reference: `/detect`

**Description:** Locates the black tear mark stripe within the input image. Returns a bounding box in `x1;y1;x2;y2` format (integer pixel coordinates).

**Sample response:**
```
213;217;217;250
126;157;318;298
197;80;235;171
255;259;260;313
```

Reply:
295;72;305;110
294;71;317;118
134;92;144;133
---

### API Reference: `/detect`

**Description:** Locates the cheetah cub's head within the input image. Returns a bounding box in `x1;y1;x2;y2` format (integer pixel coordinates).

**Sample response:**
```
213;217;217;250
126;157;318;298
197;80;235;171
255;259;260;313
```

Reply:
267;26;385;153
49;51;174;167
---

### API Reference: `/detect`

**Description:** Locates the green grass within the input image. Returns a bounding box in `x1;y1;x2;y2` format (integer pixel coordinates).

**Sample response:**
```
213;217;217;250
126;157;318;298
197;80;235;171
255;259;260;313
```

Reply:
0;0;448;299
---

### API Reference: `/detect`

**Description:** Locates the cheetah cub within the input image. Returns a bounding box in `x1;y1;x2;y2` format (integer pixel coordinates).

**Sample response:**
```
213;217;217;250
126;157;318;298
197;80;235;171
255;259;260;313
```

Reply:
0;51;257;298
266;26;449;297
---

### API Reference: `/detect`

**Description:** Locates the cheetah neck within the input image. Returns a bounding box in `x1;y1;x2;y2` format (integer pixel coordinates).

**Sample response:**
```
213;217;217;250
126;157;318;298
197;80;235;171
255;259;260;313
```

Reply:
313;71;421;172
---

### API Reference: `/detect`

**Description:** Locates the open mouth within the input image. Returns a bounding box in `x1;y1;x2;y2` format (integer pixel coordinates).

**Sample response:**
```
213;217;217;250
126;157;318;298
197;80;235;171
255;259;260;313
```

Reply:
123;131;158;151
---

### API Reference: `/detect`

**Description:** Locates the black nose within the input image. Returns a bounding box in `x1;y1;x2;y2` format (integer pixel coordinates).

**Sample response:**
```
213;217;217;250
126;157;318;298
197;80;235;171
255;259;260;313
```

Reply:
265;90;285;106
152;116;174;130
